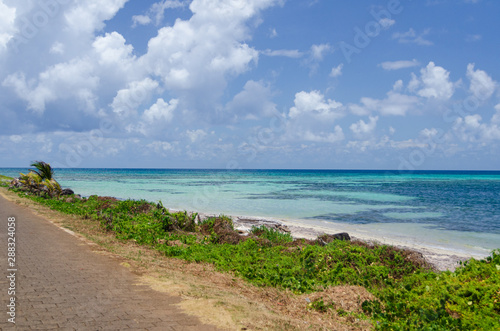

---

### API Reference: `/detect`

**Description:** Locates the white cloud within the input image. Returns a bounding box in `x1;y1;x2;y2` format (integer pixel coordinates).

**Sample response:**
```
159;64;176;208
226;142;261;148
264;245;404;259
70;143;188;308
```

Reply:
289;90;343;121
50;42;65;55
350;116;378;137
379;18;395;29
150;0;187;25
186;129;207;143
269;28;278;38
466;63;497;101
330;64;343;77
262;49;303;58
453;114;500;142
143;98;177;123
111;78;160;116
379;59;419;71
420;127;439;139
147;141;174;155
142;0;280;102
493;104;500;124
3;59;100;114
10;135;22;143
93;32;135;68
393;80;404;92
226;80;277;118
0;1;16;50
132;15;152;27
64;0;129;34
310;43;331;61
392;28;433;46
351;91;419;116
409;62;455;100
300;126;344;143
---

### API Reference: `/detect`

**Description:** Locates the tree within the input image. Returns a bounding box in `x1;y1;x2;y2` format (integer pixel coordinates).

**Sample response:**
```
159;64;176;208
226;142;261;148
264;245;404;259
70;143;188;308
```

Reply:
30;161;54;180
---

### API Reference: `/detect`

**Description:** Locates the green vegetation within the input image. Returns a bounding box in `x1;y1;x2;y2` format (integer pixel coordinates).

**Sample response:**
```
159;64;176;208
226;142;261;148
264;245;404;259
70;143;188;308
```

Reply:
5;183;500;330
7;161;62;197
30;160;55;180
0;175;13;186
250;225;294;245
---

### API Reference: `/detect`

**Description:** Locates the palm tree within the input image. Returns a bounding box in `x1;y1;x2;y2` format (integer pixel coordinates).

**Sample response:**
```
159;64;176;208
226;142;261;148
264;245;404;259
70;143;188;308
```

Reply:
30;161;54;180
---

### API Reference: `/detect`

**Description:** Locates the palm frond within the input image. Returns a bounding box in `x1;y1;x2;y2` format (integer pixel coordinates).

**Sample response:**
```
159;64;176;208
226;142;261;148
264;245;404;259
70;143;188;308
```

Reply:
30;161;54;180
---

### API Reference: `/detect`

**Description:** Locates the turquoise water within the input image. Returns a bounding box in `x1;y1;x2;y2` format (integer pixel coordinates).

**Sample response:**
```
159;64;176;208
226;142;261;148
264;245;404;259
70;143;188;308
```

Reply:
2;168;499;255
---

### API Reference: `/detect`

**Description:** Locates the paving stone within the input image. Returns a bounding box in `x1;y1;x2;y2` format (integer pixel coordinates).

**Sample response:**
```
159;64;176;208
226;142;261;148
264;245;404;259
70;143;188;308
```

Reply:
0;195;221;330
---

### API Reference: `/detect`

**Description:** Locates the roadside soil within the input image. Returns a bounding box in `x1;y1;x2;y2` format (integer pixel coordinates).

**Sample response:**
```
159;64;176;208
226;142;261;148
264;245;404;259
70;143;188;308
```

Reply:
0;187;373;331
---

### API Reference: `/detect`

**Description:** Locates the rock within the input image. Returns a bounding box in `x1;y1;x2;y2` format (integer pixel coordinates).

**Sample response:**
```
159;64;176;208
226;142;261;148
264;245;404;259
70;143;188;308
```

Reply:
61;188;75;196
9;178;21;188
317;232;351;246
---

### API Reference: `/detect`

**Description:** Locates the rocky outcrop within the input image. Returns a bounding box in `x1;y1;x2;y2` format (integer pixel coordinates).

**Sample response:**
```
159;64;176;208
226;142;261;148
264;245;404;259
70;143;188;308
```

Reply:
9;178;22;188
61;188;75;196
317;232;351;246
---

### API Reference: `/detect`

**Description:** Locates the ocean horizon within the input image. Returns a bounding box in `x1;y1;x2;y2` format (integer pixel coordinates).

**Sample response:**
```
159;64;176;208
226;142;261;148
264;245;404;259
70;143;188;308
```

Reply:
2;168;499;257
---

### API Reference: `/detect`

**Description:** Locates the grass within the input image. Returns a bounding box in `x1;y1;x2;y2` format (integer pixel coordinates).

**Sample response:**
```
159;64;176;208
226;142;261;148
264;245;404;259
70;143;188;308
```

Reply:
6;187;500;330
0;175;13;185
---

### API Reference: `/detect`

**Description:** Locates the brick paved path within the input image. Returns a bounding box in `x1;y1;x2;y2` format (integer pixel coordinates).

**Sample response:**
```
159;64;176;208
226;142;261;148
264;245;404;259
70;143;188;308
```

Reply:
0;194;220;330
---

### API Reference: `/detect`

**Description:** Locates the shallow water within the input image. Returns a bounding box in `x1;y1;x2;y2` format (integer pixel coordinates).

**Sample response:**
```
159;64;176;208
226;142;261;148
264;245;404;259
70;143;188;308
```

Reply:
3;168;499;256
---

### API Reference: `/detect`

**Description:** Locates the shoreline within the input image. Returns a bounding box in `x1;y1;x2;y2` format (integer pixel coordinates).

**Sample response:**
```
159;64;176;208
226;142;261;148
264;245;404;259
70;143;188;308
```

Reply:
189;210;486;272
1;171;491;272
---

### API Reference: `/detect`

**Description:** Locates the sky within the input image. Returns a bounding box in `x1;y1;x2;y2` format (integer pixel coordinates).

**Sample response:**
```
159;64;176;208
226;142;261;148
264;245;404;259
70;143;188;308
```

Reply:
0;0;499;170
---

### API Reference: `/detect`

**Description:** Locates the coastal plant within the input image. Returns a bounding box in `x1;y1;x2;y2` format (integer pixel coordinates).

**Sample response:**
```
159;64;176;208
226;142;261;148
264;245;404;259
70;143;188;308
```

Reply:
30;160;55;180
6;187;500;330
250;225;294;245
0;175;13;186
153;202;198;232
15;161;62;197
18;172;43;192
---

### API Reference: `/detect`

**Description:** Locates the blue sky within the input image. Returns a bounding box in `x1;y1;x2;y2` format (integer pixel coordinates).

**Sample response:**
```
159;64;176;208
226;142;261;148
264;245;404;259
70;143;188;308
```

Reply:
0;0;499;170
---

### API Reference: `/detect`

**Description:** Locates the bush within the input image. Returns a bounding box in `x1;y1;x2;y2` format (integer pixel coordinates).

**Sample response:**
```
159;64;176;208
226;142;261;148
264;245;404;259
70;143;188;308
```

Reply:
9;188;500;330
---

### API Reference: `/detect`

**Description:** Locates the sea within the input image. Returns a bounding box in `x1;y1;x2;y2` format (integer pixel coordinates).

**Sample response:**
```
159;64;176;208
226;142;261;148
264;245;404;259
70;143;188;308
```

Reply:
2;168;499;257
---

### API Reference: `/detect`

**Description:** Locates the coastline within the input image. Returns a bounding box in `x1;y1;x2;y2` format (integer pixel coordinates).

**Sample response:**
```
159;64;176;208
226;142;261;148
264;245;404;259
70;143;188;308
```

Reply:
190;210;485;272
1;168;492;271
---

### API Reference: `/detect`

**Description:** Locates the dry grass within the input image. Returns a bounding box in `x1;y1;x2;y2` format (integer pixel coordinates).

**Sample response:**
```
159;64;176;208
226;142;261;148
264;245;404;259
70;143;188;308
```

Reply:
0;187;374;330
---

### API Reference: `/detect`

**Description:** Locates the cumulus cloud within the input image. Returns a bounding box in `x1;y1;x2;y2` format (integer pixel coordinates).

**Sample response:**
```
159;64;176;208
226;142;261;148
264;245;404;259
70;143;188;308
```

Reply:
143;98;177;123
493;104;500;124
64;0;128;34
409;62;455;100
289;90;343;120
310;43;331;61
350;116;379;137
132;15;152;27
186;129;207;143
466;63;497;101
3;58;100;114
285;90;344;144
150;0;188;25
111;78;160;116
453;114;500;142
142;0;280;105
226;80;277;118
300;126;344;143
0;1;16;51
93;32;135;68
330;64;343;77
